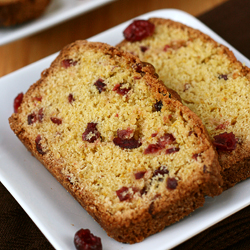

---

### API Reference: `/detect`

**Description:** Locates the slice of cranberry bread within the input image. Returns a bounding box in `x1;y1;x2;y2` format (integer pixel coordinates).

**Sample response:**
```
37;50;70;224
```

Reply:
0;0;51;26
9;40;222;243
117;18;250;190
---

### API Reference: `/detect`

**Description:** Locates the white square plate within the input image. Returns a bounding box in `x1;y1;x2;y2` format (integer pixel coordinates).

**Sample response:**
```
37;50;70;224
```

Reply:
0;0;113;46
1;9;250;250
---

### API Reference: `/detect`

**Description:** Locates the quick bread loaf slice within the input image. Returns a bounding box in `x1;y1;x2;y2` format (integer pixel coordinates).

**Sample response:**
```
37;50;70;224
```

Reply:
0;0;51;26
9;40;222;243
117;18;250;190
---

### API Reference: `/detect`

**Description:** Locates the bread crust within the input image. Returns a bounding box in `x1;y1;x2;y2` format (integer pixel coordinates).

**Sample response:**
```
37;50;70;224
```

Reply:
0;0;51;26
117;18;250;190
9;40;222;243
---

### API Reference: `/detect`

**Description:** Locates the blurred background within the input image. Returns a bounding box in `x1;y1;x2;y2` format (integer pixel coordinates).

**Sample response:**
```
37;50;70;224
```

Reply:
0;0;228;77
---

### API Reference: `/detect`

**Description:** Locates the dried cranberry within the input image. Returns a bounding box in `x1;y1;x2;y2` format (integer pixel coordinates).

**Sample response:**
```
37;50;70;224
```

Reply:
140;46;148;52
153;166;169;177
151;133;158;137
35;135;46;155
117;128;134;139
28;112;37;125
94;79;106;93
134;171;146;179
68;93;75;104
112;84;131;96
166;147;179;154
158;134;175;147
50;117;62;125
123;20;155;42
154;100;163;112
167;177;178;190
215;121;229;130
163;45;170;51
14;92;23;113
74;228;102;250
61;59;77;69
82;123;100;143
38;108;44;122
33;96;42;102
144;144;162;154
144;133;176;154
213;132;237;151
113;137;141;149
218;74;228;80
116;186;131;201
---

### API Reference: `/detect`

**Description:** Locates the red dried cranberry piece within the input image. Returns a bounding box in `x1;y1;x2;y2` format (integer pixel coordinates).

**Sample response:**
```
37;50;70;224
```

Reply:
213;132;237;151
166;147;179;154
158;134;175;147
167;177;178;190
14;92;23;113
116;186;131;201
38;108;44;122
35;135;46;155
215;121;229;130
61;59;77;69
33;96;42;102
144;143;162;154
113;137;141;149
144;133;176;154
154;100;163;112
117;128;134;139
218;74;228;80
123;20;155;42
112;84;131;96
153;166;169;177
151;133;158;137
82;123;100;143
28;112;37;125
94;79;106;93
134;171;146;179
50;117;62;125
140;46;148;52
68;93;75;104
163;44;170;51
74;228;102;250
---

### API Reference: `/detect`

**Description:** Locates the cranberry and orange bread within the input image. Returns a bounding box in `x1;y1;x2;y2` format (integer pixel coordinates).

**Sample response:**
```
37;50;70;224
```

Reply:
0;0;51;26
9;40;222;243
117;18;250;190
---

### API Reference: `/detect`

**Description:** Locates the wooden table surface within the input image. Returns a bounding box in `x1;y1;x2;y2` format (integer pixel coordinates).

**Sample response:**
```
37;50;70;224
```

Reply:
0;0;227;78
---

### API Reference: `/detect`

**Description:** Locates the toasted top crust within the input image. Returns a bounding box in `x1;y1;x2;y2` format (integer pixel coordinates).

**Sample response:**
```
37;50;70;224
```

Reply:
9;40;222;242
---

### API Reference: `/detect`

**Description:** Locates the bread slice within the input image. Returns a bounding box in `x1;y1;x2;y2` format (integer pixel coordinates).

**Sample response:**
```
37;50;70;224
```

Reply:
117;18;250;190
9;40;222;243
0;0;51;26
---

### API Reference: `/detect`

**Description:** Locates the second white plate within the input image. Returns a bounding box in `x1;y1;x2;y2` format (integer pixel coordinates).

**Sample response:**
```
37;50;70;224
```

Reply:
0;0;113;46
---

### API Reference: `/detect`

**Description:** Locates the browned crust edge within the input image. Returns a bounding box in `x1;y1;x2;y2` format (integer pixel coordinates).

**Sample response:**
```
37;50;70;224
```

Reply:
9;40;222;243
